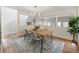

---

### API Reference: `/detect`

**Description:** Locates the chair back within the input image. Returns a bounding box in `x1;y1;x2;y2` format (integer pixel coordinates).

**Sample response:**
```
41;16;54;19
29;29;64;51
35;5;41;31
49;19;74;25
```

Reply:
24;29;28;35
29;32;37;40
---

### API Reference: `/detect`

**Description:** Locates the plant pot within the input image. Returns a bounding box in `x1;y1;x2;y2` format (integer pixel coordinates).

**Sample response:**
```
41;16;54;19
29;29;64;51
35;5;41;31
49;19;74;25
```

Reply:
72;40;78;44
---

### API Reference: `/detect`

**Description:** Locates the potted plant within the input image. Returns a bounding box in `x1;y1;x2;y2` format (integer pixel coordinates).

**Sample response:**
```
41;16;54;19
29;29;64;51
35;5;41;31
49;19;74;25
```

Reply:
68;16;79;44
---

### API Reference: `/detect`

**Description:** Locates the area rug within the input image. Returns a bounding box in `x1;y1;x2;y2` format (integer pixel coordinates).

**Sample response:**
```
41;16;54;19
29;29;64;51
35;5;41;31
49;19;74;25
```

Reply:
13;37;65;53
51;40;64;53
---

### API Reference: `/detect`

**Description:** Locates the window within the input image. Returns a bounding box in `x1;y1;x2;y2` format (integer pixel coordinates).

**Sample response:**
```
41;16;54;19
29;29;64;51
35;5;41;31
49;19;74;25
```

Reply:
44;22;48;26
63;22;68;27
52;22;55;27
42;22;45;26
38;21;42;25
57;22;61;27
48;22;51;26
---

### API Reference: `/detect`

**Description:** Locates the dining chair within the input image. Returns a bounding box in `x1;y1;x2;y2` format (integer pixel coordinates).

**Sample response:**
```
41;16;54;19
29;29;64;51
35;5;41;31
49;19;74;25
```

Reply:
24;29;33;42
24;29;29;40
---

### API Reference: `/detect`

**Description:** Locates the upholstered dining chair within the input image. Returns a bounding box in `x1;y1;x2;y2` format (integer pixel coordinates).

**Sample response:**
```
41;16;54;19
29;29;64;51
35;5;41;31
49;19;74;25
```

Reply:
24;29;29;40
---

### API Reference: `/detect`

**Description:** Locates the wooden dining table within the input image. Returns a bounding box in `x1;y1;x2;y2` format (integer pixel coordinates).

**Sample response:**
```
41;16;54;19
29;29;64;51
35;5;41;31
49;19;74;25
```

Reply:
34;29;50;53
26;26;53;53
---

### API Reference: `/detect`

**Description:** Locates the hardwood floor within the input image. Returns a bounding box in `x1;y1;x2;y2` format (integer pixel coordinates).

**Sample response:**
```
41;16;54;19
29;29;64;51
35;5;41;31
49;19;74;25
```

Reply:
63;42;79;53
2;37;16;53
1;34;79;53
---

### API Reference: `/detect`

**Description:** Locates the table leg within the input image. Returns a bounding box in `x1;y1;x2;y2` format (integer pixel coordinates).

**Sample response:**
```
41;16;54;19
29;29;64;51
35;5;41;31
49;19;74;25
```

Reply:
51;35;52;43
40;36;43;53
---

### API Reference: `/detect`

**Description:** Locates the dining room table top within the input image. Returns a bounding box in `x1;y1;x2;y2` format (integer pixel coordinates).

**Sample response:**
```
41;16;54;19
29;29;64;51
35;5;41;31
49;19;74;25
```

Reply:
26;25;53;36
34;29;49;36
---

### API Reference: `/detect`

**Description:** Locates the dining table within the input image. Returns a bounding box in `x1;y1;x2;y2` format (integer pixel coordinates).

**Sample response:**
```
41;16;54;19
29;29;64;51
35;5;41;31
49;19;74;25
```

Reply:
34;29;49;53
26;26;53;53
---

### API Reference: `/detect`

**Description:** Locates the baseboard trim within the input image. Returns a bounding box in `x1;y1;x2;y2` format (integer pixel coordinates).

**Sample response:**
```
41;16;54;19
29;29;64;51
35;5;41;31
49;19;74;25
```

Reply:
2;32;25;38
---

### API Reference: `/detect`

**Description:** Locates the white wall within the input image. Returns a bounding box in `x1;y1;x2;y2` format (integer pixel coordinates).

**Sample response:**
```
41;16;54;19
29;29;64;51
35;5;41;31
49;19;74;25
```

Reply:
1;7;17;35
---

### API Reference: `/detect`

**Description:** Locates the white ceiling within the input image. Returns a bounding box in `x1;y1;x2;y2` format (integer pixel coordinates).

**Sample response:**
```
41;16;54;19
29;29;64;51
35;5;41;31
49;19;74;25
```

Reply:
7;6;78;17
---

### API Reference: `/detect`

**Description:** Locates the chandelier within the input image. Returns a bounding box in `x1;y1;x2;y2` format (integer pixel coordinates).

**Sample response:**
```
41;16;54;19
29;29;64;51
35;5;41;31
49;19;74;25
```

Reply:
34;6;40;18
33;6;40;25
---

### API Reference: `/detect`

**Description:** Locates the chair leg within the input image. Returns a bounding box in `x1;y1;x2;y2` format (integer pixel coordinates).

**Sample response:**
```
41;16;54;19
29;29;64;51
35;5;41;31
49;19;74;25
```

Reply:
24;35;26;41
